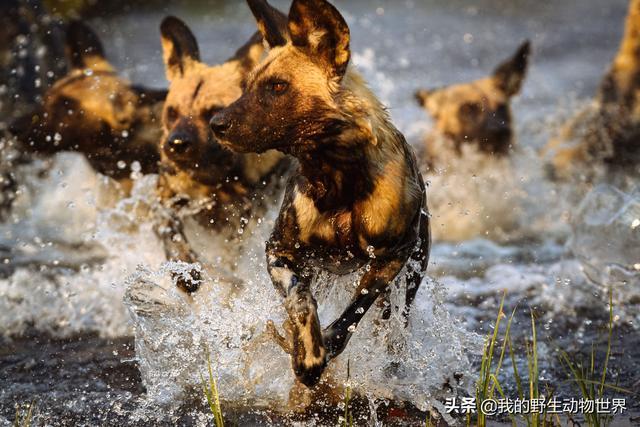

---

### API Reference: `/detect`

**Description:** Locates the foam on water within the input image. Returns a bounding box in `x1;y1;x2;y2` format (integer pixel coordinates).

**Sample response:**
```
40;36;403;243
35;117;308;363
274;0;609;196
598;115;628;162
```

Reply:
0;153;165;338
123;200;478;414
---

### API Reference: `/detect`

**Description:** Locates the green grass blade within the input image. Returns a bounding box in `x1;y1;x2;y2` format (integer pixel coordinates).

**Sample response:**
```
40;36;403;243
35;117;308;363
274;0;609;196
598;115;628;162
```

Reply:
599;288;613;398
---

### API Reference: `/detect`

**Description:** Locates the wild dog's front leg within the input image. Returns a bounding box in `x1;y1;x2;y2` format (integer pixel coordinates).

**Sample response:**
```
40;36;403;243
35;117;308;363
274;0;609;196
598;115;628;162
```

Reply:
154;213;202;293
323;258;406;359
266;248;326;387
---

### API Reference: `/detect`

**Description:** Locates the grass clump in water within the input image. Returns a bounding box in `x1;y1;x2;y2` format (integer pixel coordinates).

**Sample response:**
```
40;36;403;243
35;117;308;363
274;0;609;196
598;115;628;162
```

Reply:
13;401;34;427
473;289;628;427
558;289;628;427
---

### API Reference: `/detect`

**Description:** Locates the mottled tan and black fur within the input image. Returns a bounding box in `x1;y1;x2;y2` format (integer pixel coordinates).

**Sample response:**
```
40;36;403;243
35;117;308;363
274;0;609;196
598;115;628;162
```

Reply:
416;41;530;157
544;0;640;179
155;16;289;292
210;0;430;386
10;20;165;184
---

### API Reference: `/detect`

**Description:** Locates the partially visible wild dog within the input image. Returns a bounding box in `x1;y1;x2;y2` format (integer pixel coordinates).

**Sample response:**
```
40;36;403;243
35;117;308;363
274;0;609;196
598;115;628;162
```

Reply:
10;20;166;184
156;16;289;293
544;0;640;179
416;41;530;158
210;0;430;386
1;0;66;218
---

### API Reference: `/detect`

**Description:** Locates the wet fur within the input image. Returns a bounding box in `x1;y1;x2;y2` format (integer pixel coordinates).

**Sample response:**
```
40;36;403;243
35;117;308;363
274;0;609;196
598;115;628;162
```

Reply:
211;0;430;387
416;41;530;159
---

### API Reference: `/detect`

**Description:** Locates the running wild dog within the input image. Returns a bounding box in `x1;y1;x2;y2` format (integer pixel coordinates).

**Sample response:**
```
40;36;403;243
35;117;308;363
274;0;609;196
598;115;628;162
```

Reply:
416;41;530;157
544;0;640;179
10;20;166;183
210;0;430;386
156;16;289;293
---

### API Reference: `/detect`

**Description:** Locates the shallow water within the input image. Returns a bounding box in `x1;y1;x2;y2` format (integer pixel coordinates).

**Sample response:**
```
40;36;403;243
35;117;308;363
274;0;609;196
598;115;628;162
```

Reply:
1;0;639;425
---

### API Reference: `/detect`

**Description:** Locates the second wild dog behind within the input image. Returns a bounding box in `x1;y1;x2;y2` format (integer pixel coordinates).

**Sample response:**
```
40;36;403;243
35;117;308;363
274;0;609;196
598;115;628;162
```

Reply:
211;0;430;387
156;16;289;292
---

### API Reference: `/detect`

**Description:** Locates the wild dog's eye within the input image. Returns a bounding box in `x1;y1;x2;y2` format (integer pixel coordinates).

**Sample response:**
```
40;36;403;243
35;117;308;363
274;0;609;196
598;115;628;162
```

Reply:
166;106;179;124
267;80;289;95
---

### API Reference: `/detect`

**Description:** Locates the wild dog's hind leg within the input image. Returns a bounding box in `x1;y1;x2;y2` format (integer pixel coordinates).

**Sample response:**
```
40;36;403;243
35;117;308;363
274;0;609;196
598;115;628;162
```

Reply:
266;247;326;387
154;212;202;293
403;208;431;320
323;257;406;359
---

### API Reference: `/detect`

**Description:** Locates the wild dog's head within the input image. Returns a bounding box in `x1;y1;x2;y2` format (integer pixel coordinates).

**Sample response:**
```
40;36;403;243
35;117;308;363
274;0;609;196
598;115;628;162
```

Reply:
415;41;530;155
10;20;165;175
210;0;354;155
160;16;273;183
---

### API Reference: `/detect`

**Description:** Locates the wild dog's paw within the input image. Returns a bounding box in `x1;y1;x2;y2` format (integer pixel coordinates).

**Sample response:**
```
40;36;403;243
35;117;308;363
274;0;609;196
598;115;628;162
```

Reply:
283;289;327;387
174;268;202;293
293;354;327;388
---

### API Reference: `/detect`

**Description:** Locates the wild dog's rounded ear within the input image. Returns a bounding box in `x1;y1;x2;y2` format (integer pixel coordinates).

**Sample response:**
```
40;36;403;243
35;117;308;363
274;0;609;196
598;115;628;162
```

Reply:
288;0;351;78
65;20;111;71
160;16;200;81
247;0;288;48
493;40;531;97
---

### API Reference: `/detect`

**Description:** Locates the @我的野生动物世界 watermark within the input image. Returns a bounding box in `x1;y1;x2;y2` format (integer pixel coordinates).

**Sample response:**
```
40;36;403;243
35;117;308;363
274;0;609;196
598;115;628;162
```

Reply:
445;397;627;417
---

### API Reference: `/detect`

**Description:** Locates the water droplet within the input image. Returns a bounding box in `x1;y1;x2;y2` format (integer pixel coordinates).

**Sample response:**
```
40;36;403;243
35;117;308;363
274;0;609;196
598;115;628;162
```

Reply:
117;160;127;170
366;245;376;259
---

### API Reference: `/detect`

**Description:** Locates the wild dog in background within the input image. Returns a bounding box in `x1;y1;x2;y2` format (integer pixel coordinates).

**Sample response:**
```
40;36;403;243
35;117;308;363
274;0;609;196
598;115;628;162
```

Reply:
156;16;289;293
10;20;166;185
415;41;530;159
210;0;430;386
544;0;640;180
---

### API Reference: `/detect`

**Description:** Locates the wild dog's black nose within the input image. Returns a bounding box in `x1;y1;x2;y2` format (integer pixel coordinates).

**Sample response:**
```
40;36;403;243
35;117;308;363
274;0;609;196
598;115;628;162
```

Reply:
167;132;192;154
209;112;231;137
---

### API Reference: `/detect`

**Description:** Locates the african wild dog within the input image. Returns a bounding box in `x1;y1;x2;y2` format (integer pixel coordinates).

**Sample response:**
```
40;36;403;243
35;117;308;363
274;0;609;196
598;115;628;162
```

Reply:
156;16;289;293
10;20;166;184
416;41;530;157
210;0;430;386
544;0;640;179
